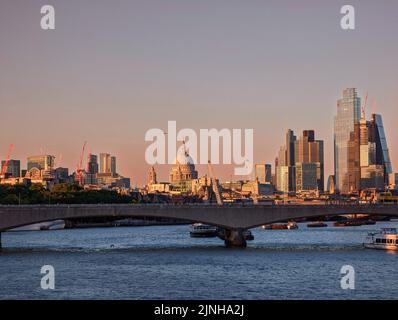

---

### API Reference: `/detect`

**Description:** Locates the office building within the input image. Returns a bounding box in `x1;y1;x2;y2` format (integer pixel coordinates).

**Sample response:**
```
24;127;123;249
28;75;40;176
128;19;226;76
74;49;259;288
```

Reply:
334;88;361;194
276;165;290;193
296;162;318;192
27;155;55;171
255;164;272;184
275;130;296;192
295;130;324;191
1;159;20;177
111;156;117;176
275;129;324;193
368;113;393;182
87;154;99;174
99;153;111;174
358;111;393;190
99;153;117;177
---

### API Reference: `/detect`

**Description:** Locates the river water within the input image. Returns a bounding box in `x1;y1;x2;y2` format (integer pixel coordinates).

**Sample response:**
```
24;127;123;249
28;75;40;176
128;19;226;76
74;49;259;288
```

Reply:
0;222;397;299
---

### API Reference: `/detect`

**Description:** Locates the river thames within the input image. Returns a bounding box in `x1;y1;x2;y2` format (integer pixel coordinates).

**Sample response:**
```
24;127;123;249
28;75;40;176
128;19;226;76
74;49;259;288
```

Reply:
0;222;397;300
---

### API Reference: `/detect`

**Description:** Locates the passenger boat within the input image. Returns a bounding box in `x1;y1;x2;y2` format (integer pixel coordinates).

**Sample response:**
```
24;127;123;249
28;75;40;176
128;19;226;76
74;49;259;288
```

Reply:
262;221;298;230
307;221;327;228
262;224;287;230
189;223;218;237
363;228;398;251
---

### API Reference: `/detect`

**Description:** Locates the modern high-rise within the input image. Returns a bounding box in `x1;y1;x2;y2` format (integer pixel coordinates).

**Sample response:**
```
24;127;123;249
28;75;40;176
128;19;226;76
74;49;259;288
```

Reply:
111;156;117;176
87;154;99;174
99;153;111;174
275;130;297;192
334;88;393;193
99;153;117;177
255;164;272;184
359;113;393;189
296;163;318;192
27;155;55;171
275;129;324;193
369;113;393;180
276;165;290;193
1;159;20;177
334;88;361;194
295;130;324;191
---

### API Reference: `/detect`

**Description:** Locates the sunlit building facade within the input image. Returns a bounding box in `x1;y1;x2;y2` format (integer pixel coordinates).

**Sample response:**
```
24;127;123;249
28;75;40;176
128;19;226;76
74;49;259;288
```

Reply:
255;164;272;184
334;88;361;194
27;155;55;172
295;130;324;191
1;159;20;177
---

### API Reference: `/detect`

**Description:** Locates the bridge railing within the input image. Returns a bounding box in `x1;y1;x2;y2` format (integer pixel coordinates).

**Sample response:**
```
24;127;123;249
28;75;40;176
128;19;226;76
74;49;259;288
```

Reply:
0;201;397;209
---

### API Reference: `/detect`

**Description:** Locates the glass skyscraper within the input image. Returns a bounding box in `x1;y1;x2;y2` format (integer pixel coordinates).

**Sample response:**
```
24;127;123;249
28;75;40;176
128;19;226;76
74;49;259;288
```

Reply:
334;88;361;194
275;129;324;193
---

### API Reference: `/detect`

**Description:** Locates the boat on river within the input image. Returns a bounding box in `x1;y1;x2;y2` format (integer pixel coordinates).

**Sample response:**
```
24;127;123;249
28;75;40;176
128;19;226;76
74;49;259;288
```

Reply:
307;221;327;228
189;223;218;237
363;228;398;251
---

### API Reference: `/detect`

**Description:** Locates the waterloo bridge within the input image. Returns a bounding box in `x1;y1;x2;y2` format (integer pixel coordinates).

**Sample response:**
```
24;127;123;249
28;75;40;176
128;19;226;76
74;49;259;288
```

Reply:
1;203;398;248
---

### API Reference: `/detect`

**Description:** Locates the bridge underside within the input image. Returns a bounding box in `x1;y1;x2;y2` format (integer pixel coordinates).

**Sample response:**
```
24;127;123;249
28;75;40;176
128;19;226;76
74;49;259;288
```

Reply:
1;204;397;248
1;204;398;231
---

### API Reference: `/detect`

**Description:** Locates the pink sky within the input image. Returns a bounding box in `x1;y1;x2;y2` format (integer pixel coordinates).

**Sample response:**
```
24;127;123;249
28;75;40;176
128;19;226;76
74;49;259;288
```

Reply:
1;0;397;185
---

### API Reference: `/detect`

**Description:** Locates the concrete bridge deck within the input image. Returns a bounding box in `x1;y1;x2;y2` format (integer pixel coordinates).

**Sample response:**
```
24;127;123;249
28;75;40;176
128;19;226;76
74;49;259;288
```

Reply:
1;203;397;247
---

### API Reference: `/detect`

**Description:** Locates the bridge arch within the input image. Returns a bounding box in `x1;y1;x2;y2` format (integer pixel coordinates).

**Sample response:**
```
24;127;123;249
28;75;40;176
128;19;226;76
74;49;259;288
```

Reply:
1;203;398;247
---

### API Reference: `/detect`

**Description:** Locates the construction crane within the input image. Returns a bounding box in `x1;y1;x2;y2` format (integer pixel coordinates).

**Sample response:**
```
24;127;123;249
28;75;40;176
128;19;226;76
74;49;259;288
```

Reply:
207;160;223;206
0;144;14;179
76;141;87;186
361;92;368;119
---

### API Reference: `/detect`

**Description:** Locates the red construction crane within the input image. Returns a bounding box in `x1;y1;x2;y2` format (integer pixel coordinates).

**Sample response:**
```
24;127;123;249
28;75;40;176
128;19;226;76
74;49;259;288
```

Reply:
76;141;87;185
0;144;13;179
1;144;14;179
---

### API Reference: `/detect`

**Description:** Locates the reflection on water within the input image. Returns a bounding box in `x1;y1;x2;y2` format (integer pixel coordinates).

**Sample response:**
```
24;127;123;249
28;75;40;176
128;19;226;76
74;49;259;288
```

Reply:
1;222;397;299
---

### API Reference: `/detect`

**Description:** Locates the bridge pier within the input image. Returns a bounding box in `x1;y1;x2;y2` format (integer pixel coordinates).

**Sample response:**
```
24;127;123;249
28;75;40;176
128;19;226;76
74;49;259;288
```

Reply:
224;229;247;248
0;232;2;251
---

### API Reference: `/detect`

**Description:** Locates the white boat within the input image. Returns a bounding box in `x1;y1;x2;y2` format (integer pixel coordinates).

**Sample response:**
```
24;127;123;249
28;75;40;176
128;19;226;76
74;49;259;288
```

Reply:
363;228;398;251
9;220;65;232
189;223;218;237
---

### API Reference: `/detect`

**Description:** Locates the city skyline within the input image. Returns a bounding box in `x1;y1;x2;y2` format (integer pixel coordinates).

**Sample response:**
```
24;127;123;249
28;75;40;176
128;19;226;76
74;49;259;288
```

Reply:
1;0;398;185
1;90;396;187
